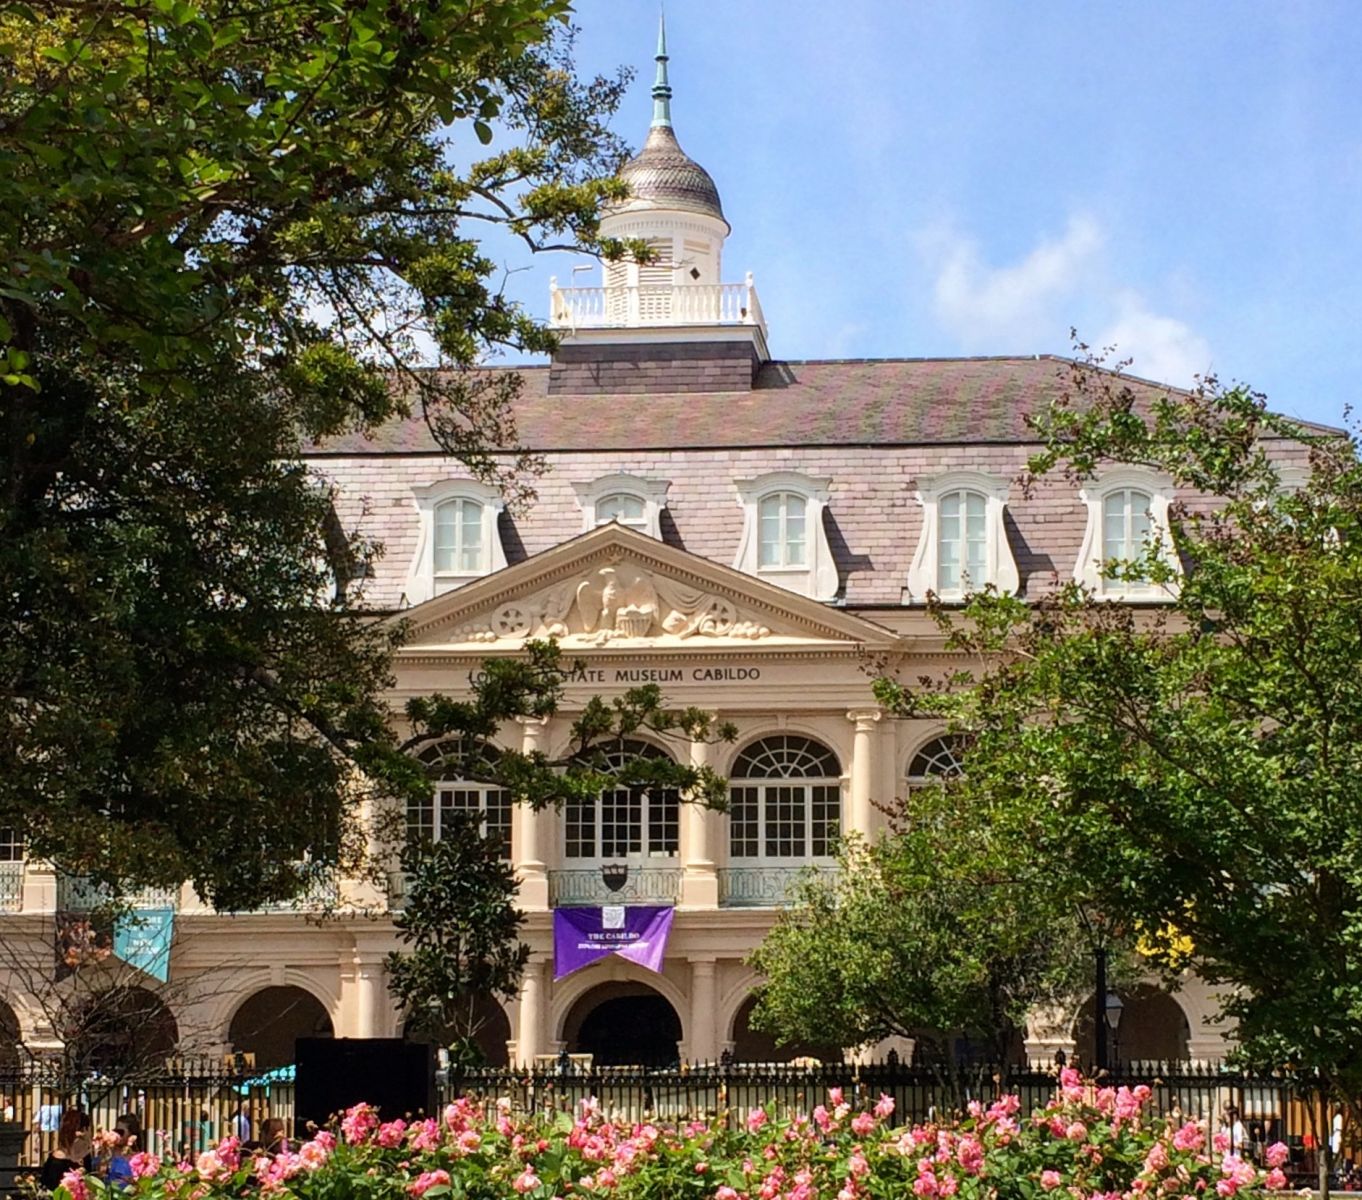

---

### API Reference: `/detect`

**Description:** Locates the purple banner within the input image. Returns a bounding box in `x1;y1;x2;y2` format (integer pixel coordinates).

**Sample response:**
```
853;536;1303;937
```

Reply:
553;905;674;980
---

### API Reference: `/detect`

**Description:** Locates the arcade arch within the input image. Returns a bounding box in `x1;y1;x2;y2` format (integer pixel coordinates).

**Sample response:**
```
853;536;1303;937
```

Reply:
728;994;843;1064
560;981;682;1068
404;995;511;1068
68;987;178;1073
1073;985;1191;1066
228;986;334;1071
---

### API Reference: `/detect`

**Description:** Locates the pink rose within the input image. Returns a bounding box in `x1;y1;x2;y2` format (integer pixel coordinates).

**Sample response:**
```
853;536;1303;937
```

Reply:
957;1137;985;1175
376;1119;407;1148
409;1169;451;1197
60;1170;89;1200
849;1151;870;1178
1265;1143;1289;1169
1041;1171;1063;1191
514;1169;541;1194
746;1108;768;1133
1066;1122;1089;1142
1264;1169;1286;1190
717;1189;740;1200
695;1164;709;1175
1173;1123;1204;1153
875;1094;896;1119
129;1152;161;1179
851;1112;876;1136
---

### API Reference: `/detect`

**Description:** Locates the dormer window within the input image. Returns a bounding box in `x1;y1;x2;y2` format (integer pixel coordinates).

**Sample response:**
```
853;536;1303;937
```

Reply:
403;479;507;604
907;472;1019;601
573;474;670;538
758;492;807;568
596;493;648;531
734;472;838;600
1074;468;1179;600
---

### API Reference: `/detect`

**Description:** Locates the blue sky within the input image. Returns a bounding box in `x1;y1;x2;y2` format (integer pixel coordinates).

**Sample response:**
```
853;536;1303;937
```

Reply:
494;1;1362;426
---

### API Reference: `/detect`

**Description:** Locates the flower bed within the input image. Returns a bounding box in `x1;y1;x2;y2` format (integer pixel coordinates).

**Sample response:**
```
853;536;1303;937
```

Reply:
56;1070;1290;1200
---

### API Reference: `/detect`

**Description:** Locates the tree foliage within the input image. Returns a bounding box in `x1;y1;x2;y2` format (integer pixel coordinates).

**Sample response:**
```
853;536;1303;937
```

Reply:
749;780;1095;1090
873;357;1362;1123
0;1;646;907
385;818;528;1069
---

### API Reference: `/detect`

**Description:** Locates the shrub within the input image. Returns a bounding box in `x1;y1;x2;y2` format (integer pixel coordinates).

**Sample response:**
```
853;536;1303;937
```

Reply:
55;1070;1288;1200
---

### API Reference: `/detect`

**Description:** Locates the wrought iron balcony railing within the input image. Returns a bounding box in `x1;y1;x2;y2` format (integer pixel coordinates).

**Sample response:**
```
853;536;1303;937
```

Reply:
718;866;837;908
0;860;23;912
548;868;683;907
56;874;181;912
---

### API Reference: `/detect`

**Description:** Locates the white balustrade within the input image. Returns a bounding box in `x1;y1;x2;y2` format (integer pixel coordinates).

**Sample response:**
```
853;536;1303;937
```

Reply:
548;280;767;338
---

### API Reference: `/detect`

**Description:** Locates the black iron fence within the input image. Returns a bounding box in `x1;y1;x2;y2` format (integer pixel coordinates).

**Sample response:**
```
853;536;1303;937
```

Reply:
0;1060;1353;1186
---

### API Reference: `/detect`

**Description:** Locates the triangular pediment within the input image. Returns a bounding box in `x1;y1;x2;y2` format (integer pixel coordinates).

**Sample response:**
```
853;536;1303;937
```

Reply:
395;525;895;652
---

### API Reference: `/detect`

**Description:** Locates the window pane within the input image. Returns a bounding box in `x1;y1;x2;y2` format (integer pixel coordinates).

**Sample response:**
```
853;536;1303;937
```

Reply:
434;504;457;574
758;496;782;567
598;493;646;527
784;496;807;566
964;492;987;585
1103;492;1129;560
566;798;595;858
730;787;759;858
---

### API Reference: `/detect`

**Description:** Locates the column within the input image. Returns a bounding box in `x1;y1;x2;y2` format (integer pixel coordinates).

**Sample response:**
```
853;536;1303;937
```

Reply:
512;717;551;910
687;957;719;1063
680;723;721;908
350;932;394;1037
846;709;884;839
515;956;550;1067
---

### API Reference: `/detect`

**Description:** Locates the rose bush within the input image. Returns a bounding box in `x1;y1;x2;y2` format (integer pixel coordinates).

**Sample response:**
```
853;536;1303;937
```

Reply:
55;1071;1290;1200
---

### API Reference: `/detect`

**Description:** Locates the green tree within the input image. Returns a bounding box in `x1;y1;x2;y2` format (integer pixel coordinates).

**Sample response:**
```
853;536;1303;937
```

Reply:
385;817;529;1069
873;358;1362;1135
0;1;648;907
749;781;1096;1094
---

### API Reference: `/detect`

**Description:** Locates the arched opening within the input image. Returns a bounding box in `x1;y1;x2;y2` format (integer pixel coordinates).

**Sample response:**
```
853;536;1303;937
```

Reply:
65;987;178;1075
1073;985;1191;1068
403;995;510;1068
562;982;681;1068
0;998;21;1071
729;994;843;1064
229;986;333;1071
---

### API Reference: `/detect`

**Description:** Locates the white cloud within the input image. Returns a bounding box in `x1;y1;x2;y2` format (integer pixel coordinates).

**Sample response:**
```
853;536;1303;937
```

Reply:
1097;293;1213;387
918;214;1212;387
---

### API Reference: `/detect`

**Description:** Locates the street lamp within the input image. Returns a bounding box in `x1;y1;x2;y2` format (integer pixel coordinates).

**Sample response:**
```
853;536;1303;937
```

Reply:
1104;992;1124;1070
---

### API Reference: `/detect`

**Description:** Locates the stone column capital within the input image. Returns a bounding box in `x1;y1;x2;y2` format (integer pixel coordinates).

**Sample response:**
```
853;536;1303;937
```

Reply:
847;708;884;729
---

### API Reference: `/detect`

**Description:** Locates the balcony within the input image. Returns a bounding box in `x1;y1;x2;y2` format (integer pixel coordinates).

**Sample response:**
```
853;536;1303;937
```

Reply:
718;866;837;908
56;874;181;912
0;861;22;912
549;276;766;338
548;868;682;907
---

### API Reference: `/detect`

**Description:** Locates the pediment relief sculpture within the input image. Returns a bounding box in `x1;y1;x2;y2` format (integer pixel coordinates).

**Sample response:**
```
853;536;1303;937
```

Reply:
449;560;776;645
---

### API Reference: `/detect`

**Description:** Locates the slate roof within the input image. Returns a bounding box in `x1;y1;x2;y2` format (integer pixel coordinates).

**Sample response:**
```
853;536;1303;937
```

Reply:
311;356;1333;456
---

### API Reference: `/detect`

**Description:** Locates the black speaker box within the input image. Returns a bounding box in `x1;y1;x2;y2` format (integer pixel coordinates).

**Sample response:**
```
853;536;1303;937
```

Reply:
294;1037;436;1133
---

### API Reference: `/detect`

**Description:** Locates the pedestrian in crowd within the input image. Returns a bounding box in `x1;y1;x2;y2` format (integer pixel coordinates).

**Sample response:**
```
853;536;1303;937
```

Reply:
259;1117;288;1155
39;1109;92;1190
232;1099;252;1143
104;1113;142;1189
1220;1104;1248;1159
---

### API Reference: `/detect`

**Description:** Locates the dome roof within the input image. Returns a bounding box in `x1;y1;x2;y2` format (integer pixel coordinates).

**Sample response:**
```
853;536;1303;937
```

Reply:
616;125;726;225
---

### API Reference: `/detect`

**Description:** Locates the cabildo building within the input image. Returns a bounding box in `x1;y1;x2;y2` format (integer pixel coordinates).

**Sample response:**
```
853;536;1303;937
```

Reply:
1;27;1299;1078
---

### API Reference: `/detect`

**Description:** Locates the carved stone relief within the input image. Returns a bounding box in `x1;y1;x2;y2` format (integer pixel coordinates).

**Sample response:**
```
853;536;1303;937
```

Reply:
449;560;775;645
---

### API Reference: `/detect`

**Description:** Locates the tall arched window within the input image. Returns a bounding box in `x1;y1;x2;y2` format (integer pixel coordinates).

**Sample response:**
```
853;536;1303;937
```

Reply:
729;736;841;862
758;492;808;568
565;741;680;862
907;735;966;787
433;497;485;577
412;739;511;859
1102;489;1153;574
938;490;988;594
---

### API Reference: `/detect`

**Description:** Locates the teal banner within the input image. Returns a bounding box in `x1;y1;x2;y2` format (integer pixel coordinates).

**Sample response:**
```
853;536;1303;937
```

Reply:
113;907;174;982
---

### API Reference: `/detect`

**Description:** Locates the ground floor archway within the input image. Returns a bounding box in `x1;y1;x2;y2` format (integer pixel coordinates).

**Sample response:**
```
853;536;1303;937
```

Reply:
67;986;178;1074
562;982;681;1068
1074;985;1191;1067
404;995;510;1068
228;986;333;1071
728;994;843;1064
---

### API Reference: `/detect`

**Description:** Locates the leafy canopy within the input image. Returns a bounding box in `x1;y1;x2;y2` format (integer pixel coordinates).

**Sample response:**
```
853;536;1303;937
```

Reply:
874;357;1362;1119
0;2;652;907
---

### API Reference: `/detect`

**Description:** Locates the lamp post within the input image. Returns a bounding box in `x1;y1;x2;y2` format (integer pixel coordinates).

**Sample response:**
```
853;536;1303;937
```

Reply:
1094;946;1109;1073
1104;991;1124;1070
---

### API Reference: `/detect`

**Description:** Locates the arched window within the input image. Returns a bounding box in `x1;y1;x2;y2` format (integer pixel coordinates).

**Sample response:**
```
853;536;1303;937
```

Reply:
412;739;511;859
1075;469;1178;600
565;741;680;861
595;493;648;531
758;492;807;568
729;736;841;862
1102;488;1153;571
907;736;966;785
433;497;484;577
938;490;988;594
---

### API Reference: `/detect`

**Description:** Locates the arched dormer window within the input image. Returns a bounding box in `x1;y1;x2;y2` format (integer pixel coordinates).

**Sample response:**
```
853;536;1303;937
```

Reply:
1074;468;1179;600
411;739;511;859
907;472;1019;601
403;479;507;604
573;474;670;538
729;736;842;863
734;472;838;600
